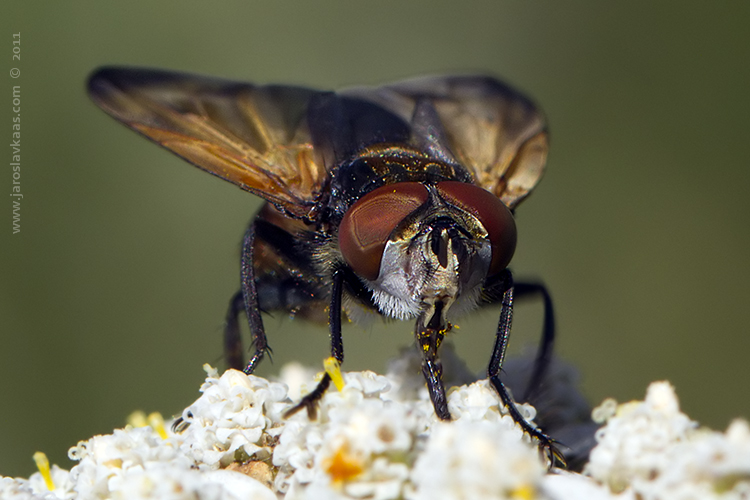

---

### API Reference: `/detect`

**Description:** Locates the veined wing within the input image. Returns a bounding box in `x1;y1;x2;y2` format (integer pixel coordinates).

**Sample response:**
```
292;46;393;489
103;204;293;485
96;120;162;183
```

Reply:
88;67;328;219
342;75;548;208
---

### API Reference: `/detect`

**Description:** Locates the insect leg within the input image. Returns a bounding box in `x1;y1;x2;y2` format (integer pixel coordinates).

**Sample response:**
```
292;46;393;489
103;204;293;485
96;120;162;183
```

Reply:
487;270;563;464
328;268;345;363
239;221;269;374
418;332;450;420
514;281;555;401
283;267;346;420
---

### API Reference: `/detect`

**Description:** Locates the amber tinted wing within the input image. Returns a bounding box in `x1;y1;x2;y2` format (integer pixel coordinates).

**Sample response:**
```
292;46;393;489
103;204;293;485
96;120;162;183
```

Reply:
342;76;548;208
87;67;328;218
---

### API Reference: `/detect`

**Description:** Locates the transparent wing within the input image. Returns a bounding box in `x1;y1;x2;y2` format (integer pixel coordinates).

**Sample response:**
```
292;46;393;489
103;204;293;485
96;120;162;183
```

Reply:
87;67;328;218
342;75;548;208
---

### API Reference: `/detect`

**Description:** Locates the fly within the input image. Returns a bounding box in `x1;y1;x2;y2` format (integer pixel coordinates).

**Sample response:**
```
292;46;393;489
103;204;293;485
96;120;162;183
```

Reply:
87;68;560;461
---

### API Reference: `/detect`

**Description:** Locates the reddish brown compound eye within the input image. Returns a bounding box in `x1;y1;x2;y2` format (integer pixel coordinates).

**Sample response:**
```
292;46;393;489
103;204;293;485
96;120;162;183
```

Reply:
339;182;429;280
437;181;517;276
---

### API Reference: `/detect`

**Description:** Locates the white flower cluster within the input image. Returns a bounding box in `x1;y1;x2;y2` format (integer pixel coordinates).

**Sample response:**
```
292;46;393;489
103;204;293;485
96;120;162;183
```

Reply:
272;369;545;500
585;381;750;499
2;367;749;500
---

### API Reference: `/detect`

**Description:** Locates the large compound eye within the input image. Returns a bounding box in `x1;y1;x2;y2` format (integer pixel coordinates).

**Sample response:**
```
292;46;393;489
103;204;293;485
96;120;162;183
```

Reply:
339;182;429;280
437;181;517;275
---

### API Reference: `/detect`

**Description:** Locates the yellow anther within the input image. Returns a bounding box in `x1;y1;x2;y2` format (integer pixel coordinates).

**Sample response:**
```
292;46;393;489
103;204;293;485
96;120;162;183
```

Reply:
324;357;345;391
32;452;54;491
127;410;148;428
148;412;169;439
126;410;167;438
511;484;536;500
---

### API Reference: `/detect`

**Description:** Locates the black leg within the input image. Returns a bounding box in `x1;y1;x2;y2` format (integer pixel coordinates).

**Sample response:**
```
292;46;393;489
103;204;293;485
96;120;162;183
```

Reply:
239;222;269;374
513;281;555;401
328;268;345;363
283;267;346;420
420;340;450;420
486;270;514;382
487;270;563;465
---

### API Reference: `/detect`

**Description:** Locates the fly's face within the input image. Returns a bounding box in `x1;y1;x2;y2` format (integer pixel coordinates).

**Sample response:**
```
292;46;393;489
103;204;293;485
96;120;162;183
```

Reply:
338;180;516;333
379;201;491;338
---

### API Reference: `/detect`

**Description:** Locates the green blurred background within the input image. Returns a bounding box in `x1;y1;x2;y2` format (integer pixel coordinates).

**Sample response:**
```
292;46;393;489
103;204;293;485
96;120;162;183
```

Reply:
2;2;749;478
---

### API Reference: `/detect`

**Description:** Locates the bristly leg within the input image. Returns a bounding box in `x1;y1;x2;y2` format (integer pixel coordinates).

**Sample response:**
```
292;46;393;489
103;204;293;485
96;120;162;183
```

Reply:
224;221;271;373
487;270;565;467
417;312;451;421
236;222;270;374
283;267;346;419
